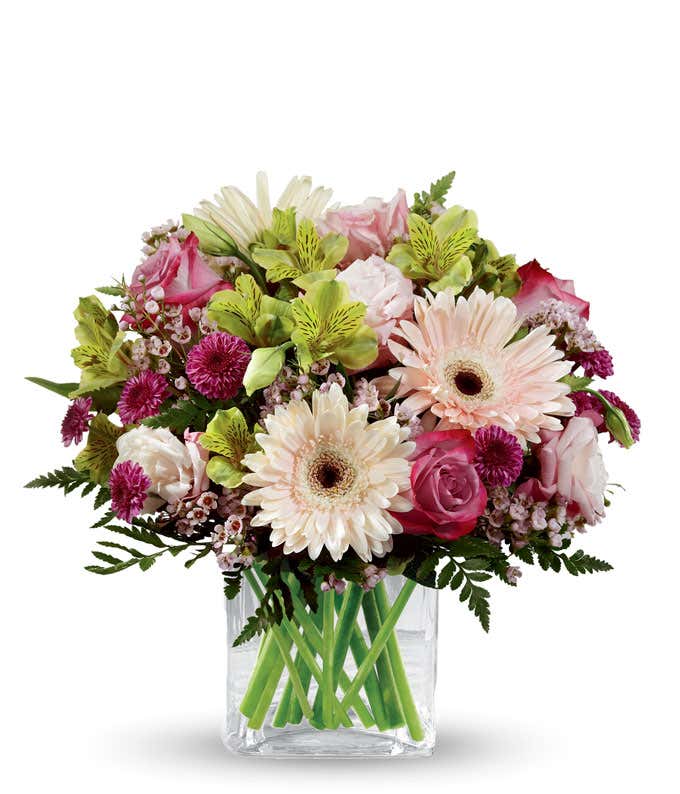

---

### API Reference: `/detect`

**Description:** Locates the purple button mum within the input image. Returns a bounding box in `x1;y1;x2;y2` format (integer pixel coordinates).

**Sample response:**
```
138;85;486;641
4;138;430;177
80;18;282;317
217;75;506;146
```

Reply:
109;460;152;523
474;425;524;487
574;348;614;379
61;396;94;446
117;370;170;425
185;332;251;400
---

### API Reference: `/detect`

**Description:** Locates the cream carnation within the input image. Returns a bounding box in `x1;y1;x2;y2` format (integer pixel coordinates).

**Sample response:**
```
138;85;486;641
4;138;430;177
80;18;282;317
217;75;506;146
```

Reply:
337;255;414;346
114;426;208;512
241;383;414;561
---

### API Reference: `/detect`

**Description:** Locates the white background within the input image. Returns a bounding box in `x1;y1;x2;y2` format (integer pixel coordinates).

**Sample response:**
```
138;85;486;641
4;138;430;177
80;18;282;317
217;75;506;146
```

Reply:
2;1;678;791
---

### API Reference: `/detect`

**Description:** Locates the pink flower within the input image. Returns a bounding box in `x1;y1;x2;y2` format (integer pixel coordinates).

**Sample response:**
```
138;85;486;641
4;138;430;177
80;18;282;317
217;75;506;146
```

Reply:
109;460;152;523
512;260;590;320
117;370;169;425
337;256;414;348
474;425;524;487
185;332;251;400
398;429;487;540
518;417;608;525
184;430;210;498
61;397;94;446
128;233;232;318
318;190;409;265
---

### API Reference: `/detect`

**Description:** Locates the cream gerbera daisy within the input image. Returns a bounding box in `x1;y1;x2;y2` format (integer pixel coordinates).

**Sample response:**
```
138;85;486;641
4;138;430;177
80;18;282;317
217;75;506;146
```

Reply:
388;288;574;444
195;172;333;252
241;384;414;562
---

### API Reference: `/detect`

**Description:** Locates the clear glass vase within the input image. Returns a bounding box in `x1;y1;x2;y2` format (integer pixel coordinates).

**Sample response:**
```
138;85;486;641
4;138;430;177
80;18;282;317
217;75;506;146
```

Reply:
223;570;438;758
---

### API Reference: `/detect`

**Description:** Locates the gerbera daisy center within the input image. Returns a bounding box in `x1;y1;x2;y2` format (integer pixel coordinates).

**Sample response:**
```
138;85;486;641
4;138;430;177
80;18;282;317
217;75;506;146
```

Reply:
444;359;495;401
306;449;356;497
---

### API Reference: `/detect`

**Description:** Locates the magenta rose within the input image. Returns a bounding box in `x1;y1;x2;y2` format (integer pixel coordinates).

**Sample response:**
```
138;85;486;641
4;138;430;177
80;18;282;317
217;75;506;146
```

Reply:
512;259;590;320
398;429;487;540
317;190;409;265
129;233;232;316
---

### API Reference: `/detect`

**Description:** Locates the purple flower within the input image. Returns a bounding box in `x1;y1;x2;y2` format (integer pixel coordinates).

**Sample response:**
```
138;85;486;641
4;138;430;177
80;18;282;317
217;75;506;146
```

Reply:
109;461;152;523
474;425;524;487
185;332;251;400
574;348;614;379
117;370;169;425
572;390;640;445
61;397;94;446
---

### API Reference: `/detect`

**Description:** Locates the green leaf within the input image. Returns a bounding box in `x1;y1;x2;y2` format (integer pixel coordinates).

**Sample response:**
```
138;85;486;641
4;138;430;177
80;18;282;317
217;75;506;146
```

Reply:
95;285;126;297
243;346;286;395
561;374;593;392
73;414;124;485
185;545;212;569
411;171;456;218
181;214;239;256
26;377;80;398
25;466;92;494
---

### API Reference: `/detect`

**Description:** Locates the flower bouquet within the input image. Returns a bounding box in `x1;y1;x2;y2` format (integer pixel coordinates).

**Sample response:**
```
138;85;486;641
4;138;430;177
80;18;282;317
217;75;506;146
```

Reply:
27;171;639;757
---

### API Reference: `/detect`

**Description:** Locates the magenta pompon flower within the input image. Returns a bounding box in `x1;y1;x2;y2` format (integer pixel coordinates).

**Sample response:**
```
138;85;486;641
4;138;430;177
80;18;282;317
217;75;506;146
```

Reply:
474;425;524;487
117;370;170;425
61;397;94;446
574;348;614;379
109;461;152;523
185;332;251;400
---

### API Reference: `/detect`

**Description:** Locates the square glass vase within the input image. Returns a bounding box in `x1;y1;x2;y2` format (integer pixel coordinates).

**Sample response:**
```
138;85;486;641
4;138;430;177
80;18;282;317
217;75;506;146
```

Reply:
223;571;438;758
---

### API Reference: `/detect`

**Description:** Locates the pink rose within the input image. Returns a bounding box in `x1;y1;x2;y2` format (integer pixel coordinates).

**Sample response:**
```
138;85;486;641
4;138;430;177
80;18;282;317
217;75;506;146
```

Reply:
518;417;607;525
337;255;414;362
398;430;487;540
129;233;232;316
512;260;590;320
318;190;409;265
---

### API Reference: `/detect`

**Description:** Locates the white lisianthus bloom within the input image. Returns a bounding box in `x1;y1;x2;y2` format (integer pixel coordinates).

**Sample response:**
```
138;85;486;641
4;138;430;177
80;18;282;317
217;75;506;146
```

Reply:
114;426;208;511
241;384;414;562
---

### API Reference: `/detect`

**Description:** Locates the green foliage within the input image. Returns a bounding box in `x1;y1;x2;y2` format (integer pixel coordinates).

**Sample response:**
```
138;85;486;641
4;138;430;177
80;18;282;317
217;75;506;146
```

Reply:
25;466;94;495
181;213;239;257
411;171;456;219
200;407;257;487
387;208;477;293
222;569;243;599
25;377;80;398
251;215;348;285
290;279;378;371
95;284;126;297
73;413;124;485
561;374;594;392
70;295;130;397
242;344;290;394
521;542;614;575
466;240;521;298
233;559;297;646
142;394;221;434
208;274;294;347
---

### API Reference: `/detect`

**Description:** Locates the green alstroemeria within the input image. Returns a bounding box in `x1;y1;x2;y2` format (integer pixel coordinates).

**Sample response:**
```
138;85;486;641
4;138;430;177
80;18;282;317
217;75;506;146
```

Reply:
467;240;521;298
291;279;378;372
74;413;125;485
387;207;478;293
251;210;348;287
207;274;294;348
70;296;131;398
199;407;258;488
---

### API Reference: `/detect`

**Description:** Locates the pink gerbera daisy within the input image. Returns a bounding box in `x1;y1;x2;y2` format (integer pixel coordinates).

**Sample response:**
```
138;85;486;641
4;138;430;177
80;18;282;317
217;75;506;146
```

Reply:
117;370;169;424
61;397;94;446
474;425;524;487
109;461;152;522
185;332;251;400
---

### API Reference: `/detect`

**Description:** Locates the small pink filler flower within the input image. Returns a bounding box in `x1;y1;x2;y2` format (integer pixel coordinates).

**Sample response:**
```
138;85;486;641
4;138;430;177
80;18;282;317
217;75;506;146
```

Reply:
117;370;169;425
185;332;251;400
109;460;152;523
61;397;94;446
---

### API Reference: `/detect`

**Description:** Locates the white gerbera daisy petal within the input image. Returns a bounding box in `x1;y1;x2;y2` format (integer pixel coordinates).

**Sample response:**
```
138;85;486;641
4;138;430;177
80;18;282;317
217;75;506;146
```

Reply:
241;384;413;562
389;287;574;444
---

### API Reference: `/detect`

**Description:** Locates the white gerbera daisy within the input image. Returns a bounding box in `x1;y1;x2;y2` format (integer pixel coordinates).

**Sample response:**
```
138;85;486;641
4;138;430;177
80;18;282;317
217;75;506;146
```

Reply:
195;171;333;252
388;288;574;444
241;384;414;562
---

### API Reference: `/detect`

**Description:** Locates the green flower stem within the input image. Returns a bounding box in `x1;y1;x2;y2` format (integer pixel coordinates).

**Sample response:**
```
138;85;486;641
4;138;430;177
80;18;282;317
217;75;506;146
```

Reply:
239;631;277;718
287;607;324;725
347;625;390;731
322;589;336;729
362;590;405;728
374;580;424;741
340;579;417;713
248;630;292;730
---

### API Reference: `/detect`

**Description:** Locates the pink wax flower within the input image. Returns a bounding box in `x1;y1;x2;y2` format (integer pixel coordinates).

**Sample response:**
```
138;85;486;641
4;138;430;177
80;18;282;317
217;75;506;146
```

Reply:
398;429;487;540
109;460;152;523
317;190;409;265
128;233;232;319
61;396;94;446
512;260;590;320
185;332;251;400
117;370;169;425
517;417;608;525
